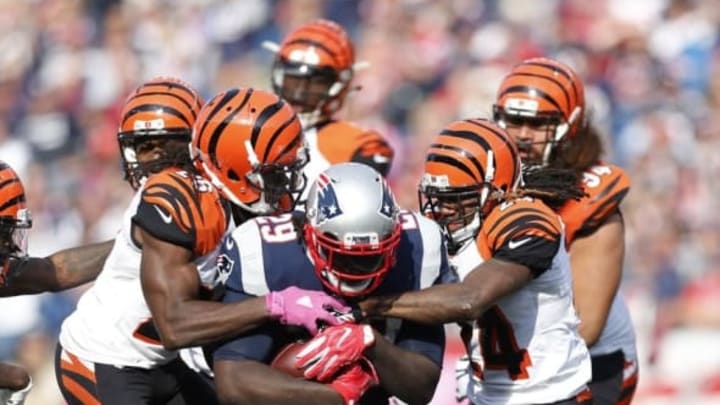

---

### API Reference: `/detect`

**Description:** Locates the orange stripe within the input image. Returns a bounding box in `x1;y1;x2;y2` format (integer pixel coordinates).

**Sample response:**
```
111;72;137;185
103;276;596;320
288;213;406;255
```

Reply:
576;387;593;403
61;351;96;384
61;375;100;405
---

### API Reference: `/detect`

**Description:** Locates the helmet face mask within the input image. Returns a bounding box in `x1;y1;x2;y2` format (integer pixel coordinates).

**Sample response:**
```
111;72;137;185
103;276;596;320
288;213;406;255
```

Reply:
493;108;563;166
306;226;400;297
0;210;31;262
418;184;484;254
118;129;192;189
245;145;309;213
304;163;401;298
272;59;341;114
0;162;32;263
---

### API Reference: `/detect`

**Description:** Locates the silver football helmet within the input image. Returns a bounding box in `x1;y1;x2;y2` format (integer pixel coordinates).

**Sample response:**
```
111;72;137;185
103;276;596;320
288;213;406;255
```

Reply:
304;162;401;297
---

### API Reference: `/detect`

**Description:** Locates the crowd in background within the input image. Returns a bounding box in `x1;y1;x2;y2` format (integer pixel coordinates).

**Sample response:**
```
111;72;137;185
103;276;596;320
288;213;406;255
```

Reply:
0;0;719;404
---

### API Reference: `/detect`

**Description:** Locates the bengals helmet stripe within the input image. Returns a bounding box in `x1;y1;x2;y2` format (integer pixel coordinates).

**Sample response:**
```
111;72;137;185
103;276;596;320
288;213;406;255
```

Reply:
285;38;337;60
498;63;579;110
467;119;520;168
121;101;192;128
250;98;298;161
281;22;352;67
119;79;203;134
264;120;303;163
147;80;200;104
500;85;564;112
194;88;243;156
426;151;480;181
0;163;25;216
495;58;584;125
198;89;253;164
525;59;580;100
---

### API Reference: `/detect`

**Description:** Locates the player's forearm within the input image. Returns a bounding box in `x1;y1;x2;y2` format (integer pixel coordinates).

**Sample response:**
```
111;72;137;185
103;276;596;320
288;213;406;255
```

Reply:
152;298;271;350
366;333;440;404
215;360;343;405
360;284;484;325
47;240;113;291
0;241;112;296
0;363;30;390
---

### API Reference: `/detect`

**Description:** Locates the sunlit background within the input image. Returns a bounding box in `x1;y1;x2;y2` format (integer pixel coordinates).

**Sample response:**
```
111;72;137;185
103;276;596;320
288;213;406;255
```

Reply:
1;0;719;404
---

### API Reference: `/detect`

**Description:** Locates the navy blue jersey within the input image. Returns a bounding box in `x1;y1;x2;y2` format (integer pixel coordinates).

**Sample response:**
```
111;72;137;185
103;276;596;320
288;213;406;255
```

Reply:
208;210;453;401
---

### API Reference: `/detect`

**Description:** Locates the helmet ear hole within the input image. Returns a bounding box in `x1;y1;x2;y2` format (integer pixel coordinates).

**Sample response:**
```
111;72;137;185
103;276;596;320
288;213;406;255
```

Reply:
228;169;240;181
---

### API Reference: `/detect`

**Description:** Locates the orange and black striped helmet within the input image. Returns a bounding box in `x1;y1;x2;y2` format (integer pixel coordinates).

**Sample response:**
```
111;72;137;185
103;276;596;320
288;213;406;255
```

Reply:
270;19;355;127
0;161;32;261
418;119;522;252
192;88;308;215
493;57;585;165
117;76;204;189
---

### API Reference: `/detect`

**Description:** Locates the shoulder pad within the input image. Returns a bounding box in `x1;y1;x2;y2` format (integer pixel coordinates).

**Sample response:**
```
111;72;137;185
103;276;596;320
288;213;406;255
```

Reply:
559;164;630;244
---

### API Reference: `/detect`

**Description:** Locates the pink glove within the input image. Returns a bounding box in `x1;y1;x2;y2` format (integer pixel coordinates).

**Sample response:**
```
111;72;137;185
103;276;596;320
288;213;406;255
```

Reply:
295;324;375;382
327;357;378;405
265;287;350;335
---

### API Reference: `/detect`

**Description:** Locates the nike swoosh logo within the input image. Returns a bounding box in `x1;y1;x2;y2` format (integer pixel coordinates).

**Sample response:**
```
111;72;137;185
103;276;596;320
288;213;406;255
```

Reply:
508;237;532;249
154;205;173;224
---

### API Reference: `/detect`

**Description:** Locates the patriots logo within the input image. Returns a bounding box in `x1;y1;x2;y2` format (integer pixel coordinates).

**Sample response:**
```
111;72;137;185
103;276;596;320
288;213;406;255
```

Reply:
213;254;234;286
378;180;395;219
316;173;343;224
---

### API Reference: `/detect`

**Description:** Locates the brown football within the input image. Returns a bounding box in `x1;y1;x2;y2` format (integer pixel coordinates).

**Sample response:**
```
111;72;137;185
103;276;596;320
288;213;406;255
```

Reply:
270;341;309;378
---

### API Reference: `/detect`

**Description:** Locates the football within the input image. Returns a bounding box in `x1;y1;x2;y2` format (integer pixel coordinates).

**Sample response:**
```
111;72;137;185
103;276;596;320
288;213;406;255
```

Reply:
270;340;309;378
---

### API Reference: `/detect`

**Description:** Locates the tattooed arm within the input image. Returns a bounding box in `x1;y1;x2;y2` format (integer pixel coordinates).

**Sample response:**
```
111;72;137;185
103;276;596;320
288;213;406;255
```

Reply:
0;240;113;297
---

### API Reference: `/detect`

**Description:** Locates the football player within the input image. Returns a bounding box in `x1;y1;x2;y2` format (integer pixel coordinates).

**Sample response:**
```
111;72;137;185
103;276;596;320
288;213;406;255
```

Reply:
0;162;112;298
55;81;347;405
0;161;113;405
494;57;637;405
267;19;395;187
307;120;593;405
208;162;453;405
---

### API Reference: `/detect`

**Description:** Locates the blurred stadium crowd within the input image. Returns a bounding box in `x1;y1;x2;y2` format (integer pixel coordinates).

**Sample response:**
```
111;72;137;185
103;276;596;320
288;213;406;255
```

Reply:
0;0;719;404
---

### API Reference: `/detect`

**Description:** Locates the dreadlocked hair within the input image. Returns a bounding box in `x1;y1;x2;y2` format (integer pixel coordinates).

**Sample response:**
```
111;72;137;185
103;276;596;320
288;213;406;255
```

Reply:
550;109;604;172
497;166;586;210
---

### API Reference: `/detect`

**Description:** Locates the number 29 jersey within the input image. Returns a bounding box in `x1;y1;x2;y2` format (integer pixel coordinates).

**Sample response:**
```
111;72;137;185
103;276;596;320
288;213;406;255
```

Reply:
453;197;591;405
59;169;230;368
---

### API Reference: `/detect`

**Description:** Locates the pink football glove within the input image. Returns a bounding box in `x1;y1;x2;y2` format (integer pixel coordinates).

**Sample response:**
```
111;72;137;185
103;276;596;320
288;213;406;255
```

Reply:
265;287;350;335
327;357;378;405
295;324;375;381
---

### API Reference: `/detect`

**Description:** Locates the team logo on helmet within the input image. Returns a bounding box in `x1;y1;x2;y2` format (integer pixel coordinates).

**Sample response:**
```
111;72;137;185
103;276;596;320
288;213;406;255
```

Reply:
378;180;395;219
315;173;344;224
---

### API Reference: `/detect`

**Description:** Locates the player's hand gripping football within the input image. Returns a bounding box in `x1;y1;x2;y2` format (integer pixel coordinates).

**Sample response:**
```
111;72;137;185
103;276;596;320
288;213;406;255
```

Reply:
295;323;375;381
327;356;378;405
265;286;350;335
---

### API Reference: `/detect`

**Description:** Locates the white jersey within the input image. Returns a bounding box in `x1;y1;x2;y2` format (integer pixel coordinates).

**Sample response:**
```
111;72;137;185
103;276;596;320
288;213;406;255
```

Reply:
60;169;230;369
455;198;591;405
